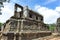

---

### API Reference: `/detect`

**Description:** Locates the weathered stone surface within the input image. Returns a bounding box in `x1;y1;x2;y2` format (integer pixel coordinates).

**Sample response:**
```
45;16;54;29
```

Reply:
0;3;51;40
56;18;60;32
32;33;60;40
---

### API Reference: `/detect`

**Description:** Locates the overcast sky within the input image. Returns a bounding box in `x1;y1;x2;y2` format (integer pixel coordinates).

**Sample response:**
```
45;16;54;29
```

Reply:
0;0;60;24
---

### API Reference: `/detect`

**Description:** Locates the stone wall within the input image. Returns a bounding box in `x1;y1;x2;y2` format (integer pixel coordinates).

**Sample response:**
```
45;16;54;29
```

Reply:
21;31;52;40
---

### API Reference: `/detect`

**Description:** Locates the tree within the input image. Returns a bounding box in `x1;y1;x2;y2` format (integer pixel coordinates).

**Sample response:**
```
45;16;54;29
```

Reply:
0;22;3;27
49;24;56;32
0;22;3;31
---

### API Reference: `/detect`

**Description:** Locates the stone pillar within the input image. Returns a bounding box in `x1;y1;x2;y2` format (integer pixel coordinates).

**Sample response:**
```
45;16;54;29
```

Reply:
14;36;16;40
32;15;36;20
1;35;4;40
19;36;21;40
1;25;4;32
21;20;24;31
17;20;20;32
38;23;40;30
17;12;20;18
1;35;7;40
5;36;7;40
23;6;29;18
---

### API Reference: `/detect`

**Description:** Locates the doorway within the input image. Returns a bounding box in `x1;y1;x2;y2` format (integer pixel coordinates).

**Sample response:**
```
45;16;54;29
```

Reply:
7;33;14;40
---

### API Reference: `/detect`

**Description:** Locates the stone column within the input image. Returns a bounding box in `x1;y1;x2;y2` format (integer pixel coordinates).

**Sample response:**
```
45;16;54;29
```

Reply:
32;15;36;20
5;36;7;40
37;23;40;30
1;35;7;40
1;25;4;32
19;36;21;40
14;36;16;40
17;12;20;18
23;6;29;18
17;20;20;32
21;20;24;31
1;37;4;40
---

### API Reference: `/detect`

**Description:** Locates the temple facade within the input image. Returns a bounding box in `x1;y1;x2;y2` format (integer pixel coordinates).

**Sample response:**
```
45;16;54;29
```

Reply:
0;4;51;40
56;18;60;32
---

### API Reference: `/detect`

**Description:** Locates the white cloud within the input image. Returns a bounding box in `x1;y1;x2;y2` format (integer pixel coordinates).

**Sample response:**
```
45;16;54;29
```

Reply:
0;2;14;23
44;0;57;5
35;5;60;24
55;7;60;12
0;1;60;24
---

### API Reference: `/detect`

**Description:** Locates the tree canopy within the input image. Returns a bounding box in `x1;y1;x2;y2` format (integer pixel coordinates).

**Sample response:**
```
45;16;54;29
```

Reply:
0;22;3;27
49;24;56;32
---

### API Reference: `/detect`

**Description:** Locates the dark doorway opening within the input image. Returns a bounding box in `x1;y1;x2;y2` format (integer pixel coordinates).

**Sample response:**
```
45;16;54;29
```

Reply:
7;33;14;40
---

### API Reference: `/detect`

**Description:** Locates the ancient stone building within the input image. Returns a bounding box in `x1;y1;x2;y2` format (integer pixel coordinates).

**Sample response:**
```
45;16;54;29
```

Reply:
0;4;51;40
56;18;60;32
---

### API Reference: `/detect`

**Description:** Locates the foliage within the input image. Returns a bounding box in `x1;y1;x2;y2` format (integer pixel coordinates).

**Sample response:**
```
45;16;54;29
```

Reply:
0;22;3;27
49;24;56;31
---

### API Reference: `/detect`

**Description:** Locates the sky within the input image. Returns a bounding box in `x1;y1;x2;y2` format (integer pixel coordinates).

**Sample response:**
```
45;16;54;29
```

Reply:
0;0;60;24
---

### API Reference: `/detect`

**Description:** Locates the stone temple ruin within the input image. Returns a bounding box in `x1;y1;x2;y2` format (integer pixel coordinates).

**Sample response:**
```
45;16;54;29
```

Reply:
0;4;51;40
56;18;60;32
